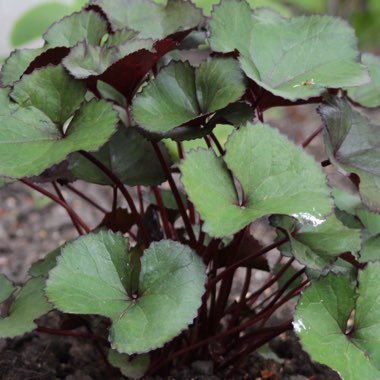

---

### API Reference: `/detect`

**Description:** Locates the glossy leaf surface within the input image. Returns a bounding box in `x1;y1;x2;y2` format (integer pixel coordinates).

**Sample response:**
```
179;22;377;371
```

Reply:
181;123;332;237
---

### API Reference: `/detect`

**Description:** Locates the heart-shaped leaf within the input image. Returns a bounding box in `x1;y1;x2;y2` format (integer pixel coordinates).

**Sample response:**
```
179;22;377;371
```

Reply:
0;66;117;179
0;277;52;338
295;263;380;379
90;0;203;39
11;65;86;126
209;0;369;101
45;231;206;354
69;126;171;186
319;96;380;212
273;215;361;270
180;122;332;237
43;10;109;47
347;53;380;108
133;58;246;138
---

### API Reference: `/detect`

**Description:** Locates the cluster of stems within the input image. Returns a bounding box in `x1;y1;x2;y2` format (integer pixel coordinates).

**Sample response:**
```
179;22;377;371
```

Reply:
18;114;331;375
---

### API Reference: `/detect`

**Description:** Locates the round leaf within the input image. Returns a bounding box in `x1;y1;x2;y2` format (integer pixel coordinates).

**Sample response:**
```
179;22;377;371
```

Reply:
46;231;206;354
0;277;52;338
133;58;246;137
295;263;380;379
0;87;118;178
11;65;86;126
181;122;332;237
209;0;369;101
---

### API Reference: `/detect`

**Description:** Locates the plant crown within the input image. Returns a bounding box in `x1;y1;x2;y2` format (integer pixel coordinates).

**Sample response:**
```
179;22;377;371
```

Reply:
0;0;380;378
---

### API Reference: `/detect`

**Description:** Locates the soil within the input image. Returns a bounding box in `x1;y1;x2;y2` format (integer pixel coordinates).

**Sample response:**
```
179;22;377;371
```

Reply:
0;105;355;379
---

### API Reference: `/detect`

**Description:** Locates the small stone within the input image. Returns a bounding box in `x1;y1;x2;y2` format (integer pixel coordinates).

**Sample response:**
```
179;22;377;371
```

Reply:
191;360;214;376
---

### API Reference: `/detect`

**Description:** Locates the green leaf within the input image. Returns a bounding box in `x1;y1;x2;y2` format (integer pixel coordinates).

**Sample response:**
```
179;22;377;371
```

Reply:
0;277;52;338
43;10;109;47
10;2;72;47
97;81;127;107
332;187;361;216
356;206;380;235
215;102;255;127
295;263;380;378
45;231;206;354
359;174;380;212
63;31;154;79
360;234;380;263
90;0;203;39
180;122;332;237
29;247;61;278
347;53;380;108
69;127;170;186
0;274;15;304
133;58;246;137
275;215;361;270
164;124;234;162
320;96;380;212
209;1;369;101
11;65;86;126
208;0;252;55
0;48;44;87
108;350;150;379
0;87;117;179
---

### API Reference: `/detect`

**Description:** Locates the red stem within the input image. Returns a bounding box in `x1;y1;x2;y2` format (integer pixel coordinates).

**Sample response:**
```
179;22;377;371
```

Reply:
208;237;289;289
79;151;149;246
209;132;225;156
151;186;172;239
52;181;84;235
64;183;107;214
302;126;323;148
151;141;196;246
20;179;91;234
137;185;145;214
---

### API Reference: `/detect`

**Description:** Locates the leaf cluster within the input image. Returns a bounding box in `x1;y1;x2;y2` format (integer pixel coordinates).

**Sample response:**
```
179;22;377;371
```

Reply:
0;1;379;378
